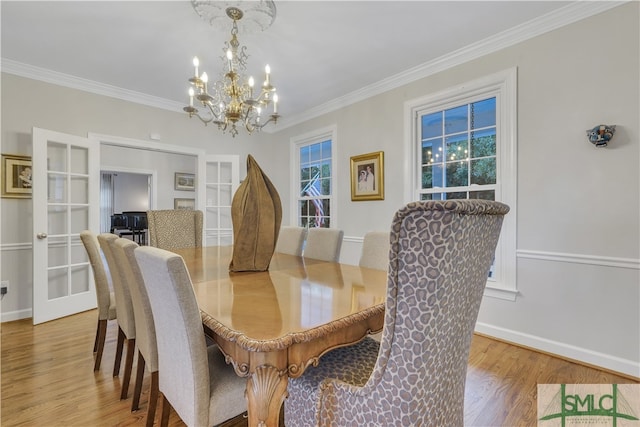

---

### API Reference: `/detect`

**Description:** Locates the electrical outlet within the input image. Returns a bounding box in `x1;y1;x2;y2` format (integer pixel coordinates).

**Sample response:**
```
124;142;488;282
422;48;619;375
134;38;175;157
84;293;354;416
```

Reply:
1;280;9;296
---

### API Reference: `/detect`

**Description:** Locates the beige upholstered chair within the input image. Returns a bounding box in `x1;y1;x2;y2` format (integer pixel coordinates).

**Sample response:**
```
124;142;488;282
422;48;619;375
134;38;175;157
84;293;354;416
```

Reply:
80;230;117;371
359;231;391;271
275;226;307;256
303;227;344;262
285;200;509;427
112;238;159;426
97;233;136;400
147;209;203;250
134;246;247;427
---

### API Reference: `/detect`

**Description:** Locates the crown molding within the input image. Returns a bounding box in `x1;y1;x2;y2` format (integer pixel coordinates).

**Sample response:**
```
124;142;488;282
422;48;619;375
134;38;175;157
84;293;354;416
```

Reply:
1;1;627;132
276;1;627;130
1;59;185;113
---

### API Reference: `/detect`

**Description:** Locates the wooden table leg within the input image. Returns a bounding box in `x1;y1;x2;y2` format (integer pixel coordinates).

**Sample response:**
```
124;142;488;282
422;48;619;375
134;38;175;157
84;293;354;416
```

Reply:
245;365;288;427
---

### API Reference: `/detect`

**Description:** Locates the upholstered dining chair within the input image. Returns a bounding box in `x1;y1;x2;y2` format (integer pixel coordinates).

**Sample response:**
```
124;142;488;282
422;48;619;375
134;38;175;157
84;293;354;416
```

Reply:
275;226;307;256
303;227;344;262
112;238;159;426
134;245;248;427
97;233;136;401
80;230;117;372
359;231;391;271
147;209;203;250
285;199;509;427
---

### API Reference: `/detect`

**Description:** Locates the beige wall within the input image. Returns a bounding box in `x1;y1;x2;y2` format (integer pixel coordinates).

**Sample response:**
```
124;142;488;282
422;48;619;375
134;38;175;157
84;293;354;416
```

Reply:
1;3;638;376
254;3;640;376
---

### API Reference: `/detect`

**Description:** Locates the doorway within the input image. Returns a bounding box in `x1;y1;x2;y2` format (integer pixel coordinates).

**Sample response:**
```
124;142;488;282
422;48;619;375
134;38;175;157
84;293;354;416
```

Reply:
100;169;154;243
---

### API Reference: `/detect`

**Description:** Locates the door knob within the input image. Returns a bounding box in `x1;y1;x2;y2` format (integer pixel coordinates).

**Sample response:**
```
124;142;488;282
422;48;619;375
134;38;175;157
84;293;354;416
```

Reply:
36;233;48;239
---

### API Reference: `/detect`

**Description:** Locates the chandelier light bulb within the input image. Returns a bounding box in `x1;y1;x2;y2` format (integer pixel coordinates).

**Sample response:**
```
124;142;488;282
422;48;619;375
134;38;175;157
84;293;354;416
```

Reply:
193;57;199;77
248;76;254;87
227;49;233;71
201;72;208;83
273;93;278;113
189;87;195;106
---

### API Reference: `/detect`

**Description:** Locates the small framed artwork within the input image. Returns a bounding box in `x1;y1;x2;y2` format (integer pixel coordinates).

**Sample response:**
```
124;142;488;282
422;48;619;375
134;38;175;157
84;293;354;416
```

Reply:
2;154;32;199
174;198;195;210
350;151;384;201
174;172;195;191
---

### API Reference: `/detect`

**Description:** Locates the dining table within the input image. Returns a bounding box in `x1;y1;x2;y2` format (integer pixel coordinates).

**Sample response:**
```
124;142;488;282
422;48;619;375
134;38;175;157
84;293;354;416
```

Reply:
171;245;387;427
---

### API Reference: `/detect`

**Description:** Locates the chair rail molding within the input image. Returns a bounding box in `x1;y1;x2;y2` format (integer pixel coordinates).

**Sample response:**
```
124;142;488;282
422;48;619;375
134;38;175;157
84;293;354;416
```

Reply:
517;249;640;270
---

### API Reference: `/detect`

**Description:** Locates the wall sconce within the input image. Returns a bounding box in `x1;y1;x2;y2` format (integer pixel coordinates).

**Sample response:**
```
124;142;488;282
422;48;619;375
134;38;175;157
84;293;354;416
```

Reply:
586;124;616;147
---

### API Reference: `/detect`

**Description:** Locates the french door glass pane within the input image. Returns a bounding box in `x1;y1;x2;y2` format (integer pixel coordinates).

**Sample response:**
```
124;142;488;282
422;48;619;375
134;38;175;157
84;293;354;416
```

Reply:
71;265;90;294
70;206;89;233
47;142;67;172
48;206;67;235
48;174;67;203
48;267;68;299
48;236;67;267
70;176;89;204
70;146;88;174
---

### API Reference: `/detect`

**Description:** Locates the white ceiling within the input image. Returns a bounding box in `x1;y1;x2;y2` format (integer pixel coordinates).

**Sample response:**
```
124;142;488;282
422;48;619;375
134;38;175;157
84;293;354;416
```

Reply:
1;1;619;128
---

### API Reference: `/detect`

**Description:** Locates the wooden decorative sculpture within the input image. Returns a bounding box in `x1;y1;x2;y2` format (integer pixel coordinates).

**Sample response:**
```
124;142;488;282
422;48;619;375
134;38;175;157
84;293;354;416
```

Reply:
230;155;282;272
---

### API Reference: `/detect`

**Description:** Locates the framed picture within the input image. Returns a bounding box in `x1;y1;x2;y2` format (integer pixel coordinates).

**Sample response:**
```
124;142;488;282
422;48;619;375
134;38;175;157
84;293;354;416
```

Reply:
174;198;195;210
174;172;195;191
2;154;32;199
350;151;384;201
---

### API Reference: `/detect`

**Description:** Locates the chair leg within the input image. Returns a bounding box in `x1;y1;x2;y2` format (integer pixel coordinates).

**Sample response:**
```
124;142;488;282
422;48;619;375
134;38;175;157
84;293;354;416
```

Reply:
93;319;107;371
132;350;146;411
113;327;125;377
120;338;136;400
160;394;171;427
93;320;100;352
146;371;159;427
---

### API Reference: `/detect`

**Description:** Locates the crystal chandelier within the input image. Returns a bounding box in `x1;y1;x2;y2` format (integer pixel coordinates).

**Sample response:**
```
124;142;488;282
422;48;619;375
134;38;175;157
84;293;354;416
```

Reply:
183;3;279;137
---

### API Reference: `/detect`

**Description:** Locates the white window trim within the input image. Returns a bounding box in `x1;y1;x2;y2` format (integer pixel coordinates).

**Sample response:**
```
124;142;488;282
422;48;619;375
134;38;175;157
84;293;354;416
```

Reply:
403;67;518;300
289;125;338;228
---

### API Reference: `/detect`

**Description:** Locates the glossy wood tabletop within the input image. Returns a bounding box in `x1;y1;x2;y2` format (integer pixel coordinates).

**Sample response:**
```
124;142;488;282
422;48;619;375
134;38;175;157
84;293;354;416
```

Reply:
171;245;387;427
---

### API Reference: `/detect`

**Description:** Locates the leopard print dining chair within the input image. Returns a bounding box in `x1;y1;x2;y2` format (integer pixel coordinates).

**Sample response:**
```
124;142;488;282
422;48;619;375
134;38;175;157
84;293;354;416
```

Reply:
285;199;509;427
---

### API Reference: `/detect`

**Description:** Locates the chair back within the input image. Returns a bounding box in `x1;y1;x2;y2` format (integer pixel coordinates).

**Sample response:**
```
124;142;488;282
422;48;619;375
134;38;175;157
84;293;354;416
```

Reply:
349;200;509;426
80;230;114;321
134;246;210;427
275;226;307;256
303;227;343;262
112;238;158;371
98;233;135;339
147;209;203;250
358;231;390;271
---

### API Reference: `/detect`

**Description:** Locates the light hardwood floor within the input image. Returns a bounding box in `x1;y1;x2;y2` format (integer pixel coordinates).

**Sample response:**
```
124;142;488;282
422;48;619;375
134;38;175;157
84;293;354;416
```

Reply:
1;309;637;427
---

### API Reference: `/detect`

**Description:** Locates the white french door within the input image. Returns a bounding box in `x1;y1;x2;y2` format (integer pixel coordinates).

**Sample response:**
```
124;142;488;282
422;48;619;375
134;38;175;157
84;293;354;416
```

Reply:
205;155;239;246
32;128;99;324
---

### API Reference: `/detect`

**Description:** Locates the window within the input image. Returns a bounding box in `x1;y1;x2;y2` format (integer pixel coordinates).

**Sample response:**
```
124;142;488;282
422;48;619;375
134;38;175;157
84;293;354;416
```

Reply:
291;126;337;228
420;98;497;202
406;68;517;300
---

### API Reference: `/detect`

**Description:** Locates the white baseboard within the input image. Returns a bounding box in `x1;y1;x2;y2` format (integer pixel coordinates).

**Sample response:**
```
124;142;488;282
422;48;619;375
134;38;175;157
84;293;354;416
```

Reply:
475;322;639;379
1;308;32;323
